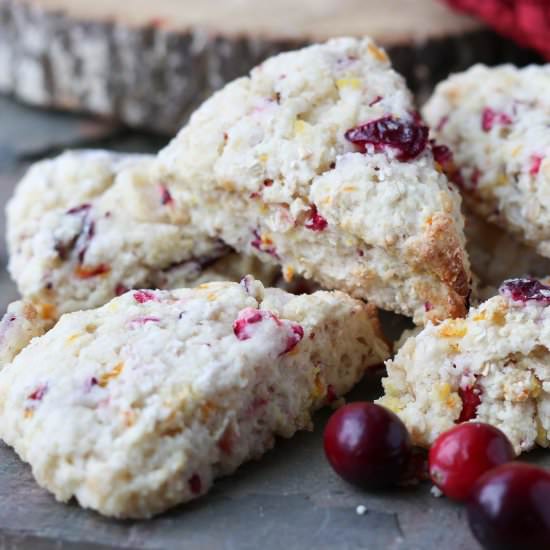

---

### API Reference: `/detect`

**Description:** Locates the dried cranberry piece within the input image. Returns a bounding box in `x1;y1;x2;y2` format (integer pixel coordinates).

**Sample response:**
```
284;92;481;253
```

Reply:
368;95;383;107
326;384;337;404
133;290;157;304
499;278;550;305
233;308;266;341
345;116;429;161
66;204;91;215
304;205;328;231
115;283;129;296
28;384;48;401
457;384;482;423
251;230;279;258
530;155;544;176
436;115;449;132
188;474;202;495
431;141;466;189
283;324;304;354
159;185;173;205
76;219;96;264
481;108;512;132
129;316;161;326
233;308;304;354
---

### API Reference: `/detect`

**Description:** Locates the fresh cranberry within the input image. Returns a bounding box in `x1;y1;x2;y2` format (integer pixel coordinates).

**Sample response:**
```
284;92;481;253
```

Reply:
481;108;512;132
345;116;429;161
304;205;328;231
467;463;550;549
499;278;550;305
129;316;161;326
458;383;483;422
429;423;515;501
323;402;412;488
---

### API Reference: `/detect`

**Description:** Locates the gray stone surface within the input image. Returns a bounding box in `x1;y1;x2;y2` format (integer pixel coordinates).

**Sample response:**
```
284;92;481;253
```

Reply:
0;94;549;550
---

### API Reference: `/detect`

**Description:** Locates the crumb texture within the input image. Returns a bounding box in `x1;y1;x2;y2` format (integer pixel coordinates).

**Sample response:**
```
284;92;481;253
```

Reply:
378;284;550;454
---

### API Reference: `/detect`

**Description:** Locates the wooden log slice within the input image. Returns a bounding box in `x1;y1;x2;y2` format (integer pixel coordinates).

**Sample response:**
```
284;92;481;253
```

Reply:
0;0;541;134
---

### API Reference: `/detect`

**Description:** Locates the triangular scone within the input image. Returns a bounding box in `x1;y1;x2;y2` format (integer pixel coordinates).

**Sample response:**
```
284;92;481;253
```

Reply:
424;64;550;258
7;150;278;318
156;37;471;325
0;278;390;517
377;278;550;455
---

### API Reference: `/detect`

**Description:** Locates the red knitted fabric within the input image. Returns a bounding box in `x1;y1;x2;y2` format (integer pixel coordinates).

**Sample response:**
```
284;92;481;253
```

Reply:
443;0;550;59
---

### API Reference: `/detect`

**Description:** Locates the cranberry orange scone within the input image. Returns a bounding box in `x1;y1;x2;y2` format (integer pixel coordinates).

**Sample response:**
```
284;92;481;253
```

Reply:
377;278;550;455
0;277;389;518
156;37;471;325
6;150;264;317
424;64;550;257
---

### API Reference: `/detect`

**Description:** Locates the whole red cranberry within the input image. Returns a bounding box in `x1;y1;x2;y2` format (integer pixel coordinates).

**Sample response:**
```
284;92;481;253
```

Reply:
429;423;515;501
467;463;550;550
323;402;411;488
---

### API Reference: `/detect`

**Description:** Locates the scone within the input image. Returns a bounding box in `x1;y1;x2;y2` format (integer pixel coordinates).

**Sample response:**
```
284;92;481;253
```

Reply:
377;277;550;455
156;37;471;325
0;277;390;518
6;150;277;318
423;64;550;258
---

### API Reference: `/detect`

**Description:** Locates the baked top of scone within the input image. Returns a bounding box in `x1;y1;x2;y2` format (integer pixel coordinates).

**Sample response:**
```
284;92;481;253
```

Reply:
156;36;471;325
0;277;389;518
378;277;550;455
6;150;231;317
423;64;550;258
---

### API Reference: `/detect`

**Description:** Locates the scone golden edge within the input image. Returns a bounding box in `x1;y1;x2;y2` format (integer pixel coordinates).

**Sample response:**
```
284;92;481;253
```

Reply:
0;278;389;518
156;37;471;325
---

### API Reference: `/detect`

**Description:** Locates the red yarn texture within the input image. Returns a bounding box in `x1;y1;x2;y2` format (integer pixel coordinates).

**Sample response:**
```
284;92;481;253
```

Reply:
443;0;550;59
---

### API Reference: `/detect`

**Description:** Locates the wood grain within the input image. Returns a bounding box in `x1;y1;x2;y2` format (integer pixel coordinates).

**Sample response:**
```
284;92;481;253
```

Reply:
0;0;539;134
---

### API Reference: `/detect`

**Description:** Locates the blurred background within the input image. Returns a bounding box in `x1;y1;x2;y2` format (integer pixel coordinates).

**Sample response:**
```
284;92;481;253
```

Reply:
0;0;547;313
